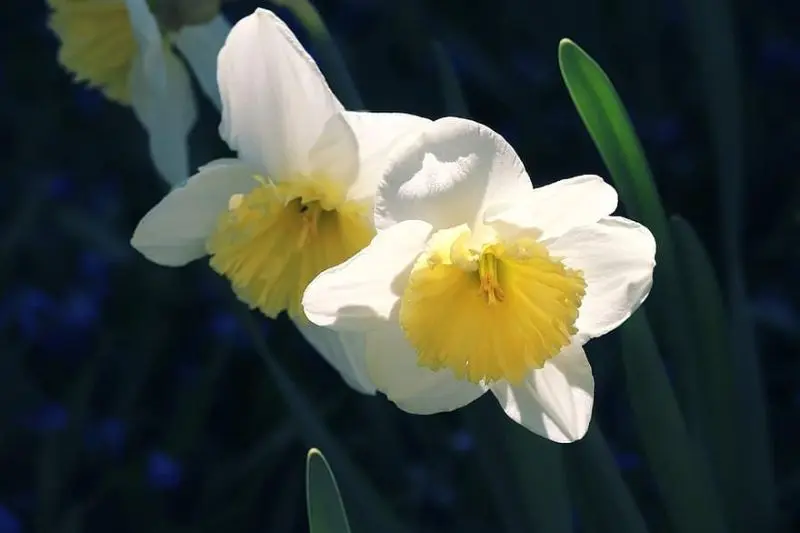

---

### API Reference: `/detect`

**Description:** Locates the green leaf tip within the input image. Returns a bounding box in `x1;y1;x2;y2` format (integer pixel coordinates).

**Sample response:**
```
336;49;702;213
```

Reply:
558;38;577;50
306;447;352;533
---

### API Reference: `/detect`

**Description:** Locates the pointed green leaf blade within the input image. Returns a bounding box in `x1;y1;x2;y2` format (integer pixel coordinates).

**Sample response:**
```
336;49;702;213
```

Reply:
564;425;650;533
557;38;666;240
557;38;701;431
620;311;727;533
679;0;777;526
670;215;756;530
307;448;352;533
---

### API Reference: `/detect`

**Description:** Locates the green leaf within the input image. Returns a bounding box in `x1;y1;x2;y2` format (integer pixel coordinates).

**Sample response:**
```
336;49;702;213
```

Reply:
307;448;352;533
240;311;411;533
671;216;772;531
564;425;649;533
670;217;736;477
557;38;701;431
271;0;363;109
461;398;571;533
679;0;777;528
620;311;727;533
557;39;666;241
503;421;571;533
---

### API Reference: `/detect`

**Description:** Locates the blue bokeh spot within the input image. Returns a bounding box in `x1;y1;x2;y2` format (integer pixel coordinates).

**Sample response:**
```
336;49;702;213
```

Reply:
147;451;183;490
0;505;21;533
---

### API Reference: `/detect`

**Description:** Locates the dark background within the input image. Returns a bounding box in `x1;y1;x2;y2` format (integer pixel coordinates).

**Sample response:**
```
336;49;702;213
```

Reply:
0;0;798;532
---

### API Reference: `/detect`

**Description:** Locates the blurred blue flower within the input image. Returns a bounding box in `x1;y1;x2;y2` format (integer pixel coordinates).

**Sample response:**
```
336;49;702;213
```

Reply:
78;251;112;298
449;429;474;453
147;451;182;491
79;251;111;281
47;174;74;200
211;311;239;339
615;451;642;471
652;116;681;146
73;86;104;115
84;417;127;456
13;286;54;338
512;54;552;85
211;312;271;351
0;505;21;533
60;290;99;330
88;182;122;219
21;402;68;433
761;38;800;73
752;291;800;336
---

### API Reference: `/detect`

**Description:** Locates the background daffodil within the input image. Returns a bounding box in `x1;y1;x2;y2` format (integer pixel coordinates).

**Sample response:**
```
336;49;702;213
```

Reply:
130;8;432;395
47;0;230;185
302;116;657;443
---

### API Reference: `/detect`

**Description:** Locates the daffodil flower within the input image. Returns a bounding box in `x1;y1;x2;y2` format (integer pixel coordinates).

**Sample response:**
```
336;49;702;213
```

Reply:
129;9;431;393
302;117;657;442
47;0;231;185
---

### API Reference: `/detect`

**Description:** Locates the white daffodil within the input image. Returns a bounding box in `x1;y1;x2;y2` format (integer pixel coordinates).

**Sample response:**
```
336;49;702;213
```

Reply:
129;8;431;393
302;117;657;442
47;0;231;185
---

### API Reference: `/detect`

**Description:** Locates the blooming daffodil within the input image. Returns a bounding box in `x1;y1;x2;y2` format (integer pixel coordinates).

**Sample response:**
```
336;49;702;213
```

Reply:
129;8;431;393
47;0;231;185
302;117;657;442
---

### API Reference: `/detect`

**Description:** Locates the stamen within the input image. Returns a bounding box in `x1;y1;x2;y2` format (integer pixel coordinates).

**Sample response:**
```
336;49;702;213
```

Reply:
297;201;322;248
478;251;505;304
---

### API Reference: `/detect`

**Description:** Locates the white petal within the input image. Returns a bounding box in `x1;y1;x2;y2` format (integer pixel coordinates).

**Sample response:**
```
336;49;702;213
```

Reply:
341;111;433;202
173;15;231;111
217;8;343;177
307;113;359;187
131;159;258;266
303;219;432;331
295;322;376;395
124;0;164;88
364;325;485;414
130;49;196;186
484;175;618;241
375;117;532;231
549;216;657;341
491;342;594;443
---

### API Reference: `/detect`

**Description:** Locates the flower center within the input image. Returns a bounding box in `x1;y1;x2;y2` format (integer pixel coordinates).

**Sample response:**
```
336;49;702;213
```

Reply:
399;225;586;384
478;251;505;304
206;176;374;320
47;0;139;103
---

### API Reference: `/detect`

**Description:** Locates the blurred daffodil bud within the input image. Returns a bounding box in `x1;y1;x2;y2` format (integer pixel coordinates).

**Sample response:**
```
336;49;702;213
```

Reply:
47;0;231;186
